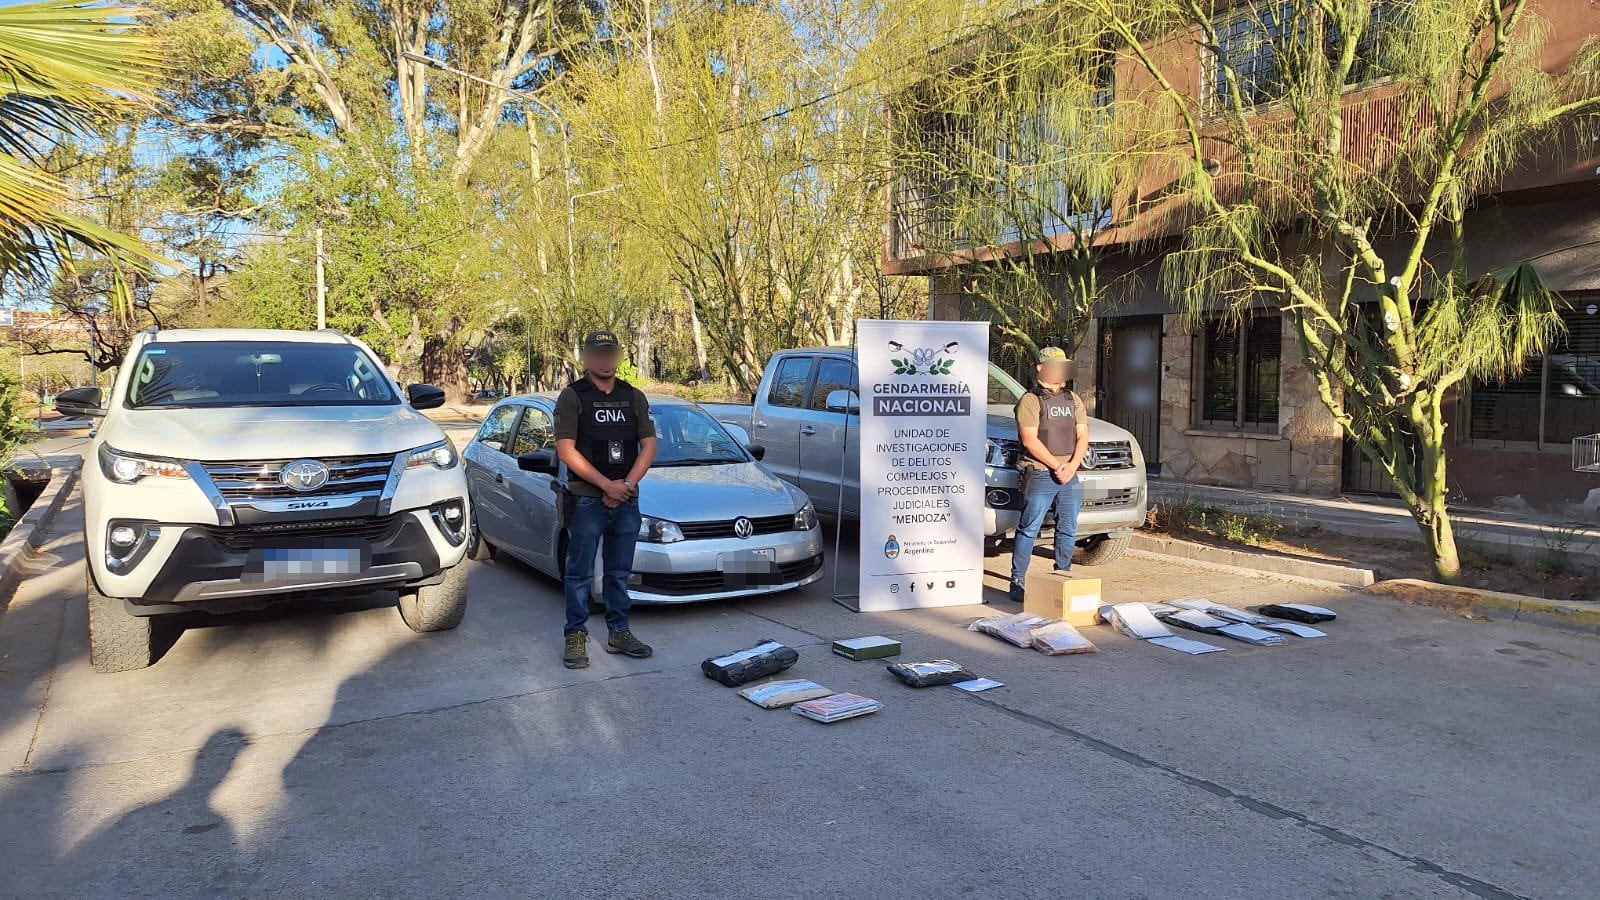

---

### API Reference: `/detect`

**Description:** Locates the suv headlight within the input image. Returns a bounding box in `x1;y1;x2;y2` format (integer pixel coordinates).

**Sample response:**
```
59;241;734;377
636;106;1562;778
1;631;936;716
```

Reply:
794;501;818;531
406;440;459;470
99;445;190;484
638;516;684;543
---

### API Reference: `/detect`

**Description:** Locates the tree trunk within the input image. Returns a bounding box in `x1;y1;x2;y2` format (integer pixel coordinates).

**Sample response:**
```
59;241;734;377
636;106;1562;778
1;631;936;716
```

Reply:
421;335;472;405
1413;395;1462;583
687;293;711;382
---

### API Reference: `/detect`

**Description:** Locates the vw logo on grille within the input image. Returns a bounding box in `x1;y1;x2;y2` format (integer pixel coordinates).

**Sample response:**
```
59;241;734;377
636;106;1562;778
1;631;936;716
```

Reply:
280;460;330;492
732;517;754;539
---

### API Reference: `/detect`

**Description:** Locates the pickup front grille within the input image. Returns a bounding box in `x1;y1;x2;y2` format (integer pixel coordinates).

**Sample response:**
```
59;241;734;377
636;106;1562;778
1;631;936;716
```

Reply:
199;454;395;501
1082;441;1135;470
676;513;794;540
1082;488;1138;510
197;514;403;551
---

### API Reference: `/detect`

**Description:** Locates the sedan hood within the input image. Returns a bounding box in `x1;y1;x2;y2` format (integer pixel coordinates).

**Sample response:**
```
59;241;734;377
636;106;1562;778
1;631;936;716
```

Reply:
101;405;446;461
640;462;801;521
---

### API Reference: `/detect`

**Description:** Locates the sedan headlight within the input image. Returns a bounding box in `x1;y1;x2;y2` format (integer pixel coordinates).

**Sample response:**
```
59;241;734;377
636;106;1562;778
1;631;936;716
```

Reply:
638;516;684;543
99;445;189;484
406;440;459;470
794;501;818;531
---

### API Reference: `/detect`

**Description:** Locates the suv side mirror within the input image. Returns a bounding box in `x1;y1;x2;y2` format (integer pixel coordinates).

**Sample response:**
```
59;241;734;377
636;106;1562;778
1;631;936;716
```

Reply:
408;384;446;410
824;389;860;414
518;449;559;475
746;443;767;462
55;386;106;418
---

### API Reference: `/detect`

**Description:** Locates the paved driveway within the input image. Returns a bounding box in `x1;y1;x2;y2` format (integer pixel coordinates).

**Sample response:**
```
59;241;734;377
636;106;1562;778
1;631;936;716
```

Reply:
1;488;1596;898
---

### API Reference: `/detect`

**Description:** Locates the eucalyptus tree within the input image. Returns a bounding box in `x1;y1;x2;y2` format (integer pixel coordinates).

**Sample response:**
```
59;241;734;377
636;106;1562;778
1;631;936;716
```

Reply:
1067;0;1600;580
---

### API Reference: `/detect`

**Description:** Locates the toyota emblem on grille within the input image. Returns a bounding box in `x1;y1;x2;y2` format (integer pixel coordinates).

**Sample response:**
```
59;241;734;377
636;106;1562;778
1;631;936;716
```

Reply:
733;517;754;539
281;460;330;492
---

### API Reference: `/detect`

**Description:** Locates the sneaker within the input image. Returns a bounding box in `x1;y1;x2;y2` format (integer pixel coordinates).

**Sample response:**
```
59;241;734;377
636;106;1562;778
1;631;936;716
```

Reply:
605;630;654;658
563;632;589;669
1009;582;1026;604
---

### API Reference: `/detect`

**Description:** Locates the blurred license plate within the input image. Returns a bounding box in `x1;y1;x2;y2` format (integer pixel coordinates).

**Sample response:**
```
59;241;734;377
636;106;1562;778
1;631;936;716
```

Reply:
718;548;776;573
245;547;368;582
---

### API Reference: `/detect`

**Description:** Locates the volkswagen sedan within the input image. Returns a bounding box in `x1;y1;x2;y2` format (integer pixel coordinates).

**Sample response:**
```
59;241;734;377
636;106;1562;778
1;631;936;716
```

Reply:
462;393;825;603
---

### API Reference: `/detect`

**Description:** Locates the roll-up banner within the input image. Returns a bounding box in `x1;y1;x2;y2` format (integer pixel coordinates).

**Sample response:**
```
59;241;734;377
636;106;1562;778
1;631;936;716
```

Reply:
855;319;990;612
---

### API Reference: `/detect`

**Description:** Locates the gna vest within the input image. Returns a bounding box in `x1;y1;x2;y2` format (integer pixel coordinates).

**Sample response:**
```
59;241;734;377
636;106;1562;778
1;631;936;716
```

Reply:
1033;388;1081;459
570;378;640;480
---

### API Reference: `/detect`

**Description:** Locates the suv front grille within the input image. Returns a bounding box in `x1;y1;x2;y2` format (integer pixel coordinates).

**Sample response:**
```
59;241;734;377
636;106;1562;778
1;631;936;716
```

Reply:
198;514;404;551
677;513;794;540
1082;488;1138;510
199;454;395;501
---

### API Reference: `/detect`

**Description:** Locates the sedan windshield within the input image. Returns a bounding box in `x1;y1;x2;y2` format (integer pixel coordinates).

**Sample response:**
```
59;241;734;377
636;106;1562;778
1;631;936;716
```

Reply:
124;341;399;409
651;404;750;466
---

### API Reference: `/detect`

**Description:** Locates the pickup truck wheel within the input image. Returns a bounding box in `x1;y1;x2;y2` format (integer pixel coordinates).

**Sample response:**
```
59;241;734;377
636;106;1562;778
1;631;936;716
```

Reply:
398;563;469;632
1075;532;1132;566
87;571;156;673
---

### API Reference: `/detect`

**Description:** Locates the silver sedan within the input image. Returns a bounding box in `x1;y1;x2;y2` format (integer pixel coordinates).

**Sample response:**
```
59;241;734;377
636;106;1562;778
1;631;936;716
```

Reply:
463;393;825;603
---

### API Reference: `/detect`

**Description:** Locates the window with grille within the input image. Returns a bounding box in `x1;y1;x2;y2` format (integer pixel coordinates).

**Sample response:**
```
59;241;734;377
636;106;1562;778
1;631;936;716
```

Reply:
1198;315;1282;432
1470;300;1600;446
1208;2;1408;111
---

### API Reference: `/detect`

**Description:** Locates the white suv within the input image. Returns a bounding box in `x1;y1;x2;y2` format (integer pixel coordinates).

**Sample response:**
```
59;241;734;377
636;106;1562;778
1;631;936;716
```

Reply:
56;328;472;673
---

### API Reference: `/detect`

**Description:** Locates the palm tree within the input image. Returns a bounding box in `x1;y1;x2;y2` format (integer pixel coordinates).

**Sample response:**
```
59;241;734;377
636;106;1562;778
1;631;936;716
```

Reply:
0;1;164;313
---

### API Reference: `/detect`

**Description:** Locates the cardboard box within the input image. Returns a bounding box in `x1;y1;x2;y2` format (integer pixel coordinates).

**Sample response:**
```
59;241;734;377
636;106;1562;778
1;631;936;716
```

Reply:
1024;570;1103;627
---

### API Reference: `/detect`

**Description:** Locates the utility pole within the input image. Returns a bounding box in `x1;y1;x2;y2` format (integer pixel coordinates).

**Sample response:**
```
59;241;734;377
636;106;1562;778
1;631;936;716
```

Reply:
566;184;623;309
315;226;326;330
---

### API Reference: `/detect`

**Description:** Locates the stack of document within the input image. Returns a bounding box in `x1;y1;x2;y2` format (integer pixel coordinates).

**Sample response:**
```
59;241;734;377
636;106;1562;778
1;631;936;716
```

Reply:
1171;599;1325;638
1169;609;1286;646
738;679;835;709
1109;603;1225;654
792;692;883;723
1030;621;1097;655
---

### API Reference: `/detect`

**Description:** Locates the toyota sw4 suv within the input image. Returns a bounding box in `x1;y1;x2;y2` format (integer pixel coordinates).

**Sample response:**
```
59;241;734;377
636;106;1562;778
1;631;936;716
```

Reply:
56;328;472;673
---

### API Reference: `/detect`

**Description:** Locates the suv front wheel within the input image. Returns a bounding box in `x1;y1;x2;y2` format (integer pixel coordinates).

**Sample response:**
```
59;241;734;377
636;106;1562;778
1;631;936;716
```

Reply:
87;571;157;673
397;563;469;632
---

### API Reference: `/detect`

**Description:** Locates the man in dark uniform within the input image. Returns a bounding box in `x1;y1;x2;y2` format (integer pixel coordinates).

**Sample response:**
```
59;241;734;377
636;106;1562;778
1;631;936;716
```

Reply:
553;330;658;669
1010;346;1090;603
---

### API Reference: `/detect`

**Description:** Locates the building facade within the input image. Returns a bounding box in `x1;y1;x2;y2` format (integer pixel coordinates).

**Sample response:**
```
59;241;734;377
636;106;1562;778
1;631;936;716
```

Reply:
891;1;1600;509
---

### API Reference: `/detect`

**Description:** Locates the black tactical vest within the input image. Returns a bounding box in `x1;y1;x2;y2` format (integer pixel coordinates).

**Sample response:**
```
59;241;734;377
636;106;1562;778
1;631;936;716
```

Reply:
1034;387;1081;458
571;378;640;480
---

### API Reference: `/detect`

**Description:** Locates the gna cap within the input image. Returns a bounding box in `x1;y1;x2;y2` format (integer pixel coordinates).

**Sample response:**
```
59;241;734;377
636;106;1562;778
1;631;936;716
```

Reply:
583;330;620;350
1037;346;1070;364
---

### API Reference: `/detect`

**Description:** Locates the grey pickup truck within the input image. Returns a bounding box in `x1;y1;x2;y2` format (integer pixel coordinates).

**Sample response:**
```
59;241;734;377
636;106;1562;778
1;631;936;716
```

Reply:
703;347;1149;564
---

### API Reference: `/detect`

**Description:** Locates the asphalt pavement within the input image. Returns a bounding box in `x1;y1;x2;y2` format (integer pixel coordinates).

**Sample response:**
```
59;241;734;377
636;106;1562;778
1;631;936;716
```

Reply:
1;463;1598;897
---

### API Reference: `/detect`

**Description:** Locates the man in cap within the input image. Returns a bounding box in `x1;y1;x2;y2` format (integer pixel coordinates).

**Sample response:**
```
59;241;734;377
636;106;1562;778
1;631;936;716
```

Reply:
1010;346;1090;603
553;330;658;668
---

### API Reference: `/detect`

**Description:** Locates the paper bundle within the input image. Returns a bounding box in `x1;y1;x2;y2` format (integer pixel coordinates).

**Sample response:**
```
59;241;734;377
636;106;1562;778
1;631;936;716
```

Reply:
1030;621;1097;655
792;692;883;723
1172;599;1325;638
738;679;835;709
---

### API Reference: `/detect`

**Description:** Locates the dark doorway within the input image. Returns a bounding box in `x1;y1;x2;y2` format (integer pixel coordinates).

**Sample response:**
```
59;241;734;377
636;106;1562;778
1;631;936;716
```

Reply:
1340;432;1418;497
1096;316;1163;472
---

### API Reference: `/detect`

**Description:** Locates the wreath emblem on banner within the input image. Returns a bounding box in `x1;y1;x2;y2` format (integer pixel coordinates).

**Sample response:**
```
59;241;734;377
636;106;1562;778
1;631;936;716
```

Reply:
888;341;959;376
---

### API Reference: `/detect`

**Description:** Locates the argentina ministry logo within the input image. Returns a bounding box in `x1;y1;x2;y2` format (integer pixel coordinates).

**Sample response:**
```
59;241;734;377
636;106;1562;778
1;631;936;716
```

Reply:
883;534;901;559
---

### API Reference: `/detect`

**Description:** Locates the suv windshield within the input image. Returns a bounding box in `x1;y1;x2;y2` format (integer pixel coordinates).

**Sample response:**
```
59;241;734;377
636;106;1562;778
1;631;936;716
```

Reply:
651;404;750;466
124;341;399;409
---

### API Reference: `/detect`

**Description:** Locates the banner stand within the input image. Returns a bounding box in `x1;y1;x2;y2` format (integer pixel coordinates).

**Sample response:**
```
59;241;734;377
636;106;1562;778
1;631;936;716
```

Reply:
830;334;861;612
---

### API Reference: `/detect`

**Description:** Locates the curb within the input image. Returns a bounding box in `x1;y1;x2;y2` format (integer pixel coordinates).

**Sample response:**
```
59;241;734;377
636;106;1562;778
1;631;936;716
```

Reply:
1367;578;1600;636
0;462;80;609
1131;533;1377;587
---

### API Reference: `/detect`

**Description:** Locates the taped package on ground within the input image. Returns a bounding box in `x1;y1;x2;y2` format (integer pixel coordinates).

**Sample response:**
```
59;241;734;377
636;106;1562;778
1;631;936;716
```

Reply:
1170;610;1285;645
702;639;799;687
886;659;977;688
1172;599;1325;638
1258;603;1338;624
832;635;902;661
970;612;1051;647
793;692;882;723
1030;621;1097;655
738;679;835;709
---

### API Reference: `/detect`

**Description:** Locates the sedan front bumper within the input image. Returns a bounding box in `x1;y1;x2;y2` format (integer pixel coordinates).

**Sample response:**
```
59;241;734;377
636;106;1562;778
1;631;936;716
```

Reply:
622;525;826;603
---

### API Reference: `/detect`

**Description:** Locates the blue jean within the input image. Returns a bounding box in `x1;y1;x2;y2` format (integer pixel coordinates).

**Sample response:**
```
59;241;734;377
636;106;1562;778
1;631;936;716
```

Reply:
563;496;641;635
1010;469;1084;590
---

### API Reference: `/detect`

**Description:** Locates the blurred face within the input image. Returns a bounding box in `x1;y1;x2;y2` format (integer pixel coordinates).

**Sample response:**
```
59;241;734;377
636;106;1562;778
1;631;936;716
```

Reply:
1037;361;1070;386
583;345;621;378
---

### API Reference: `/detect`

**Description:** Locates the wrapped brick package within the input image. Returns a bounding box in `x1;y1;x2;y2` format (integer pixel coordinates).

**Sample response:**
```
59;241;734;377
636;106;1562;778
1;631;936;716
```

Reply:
702;640;799;687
